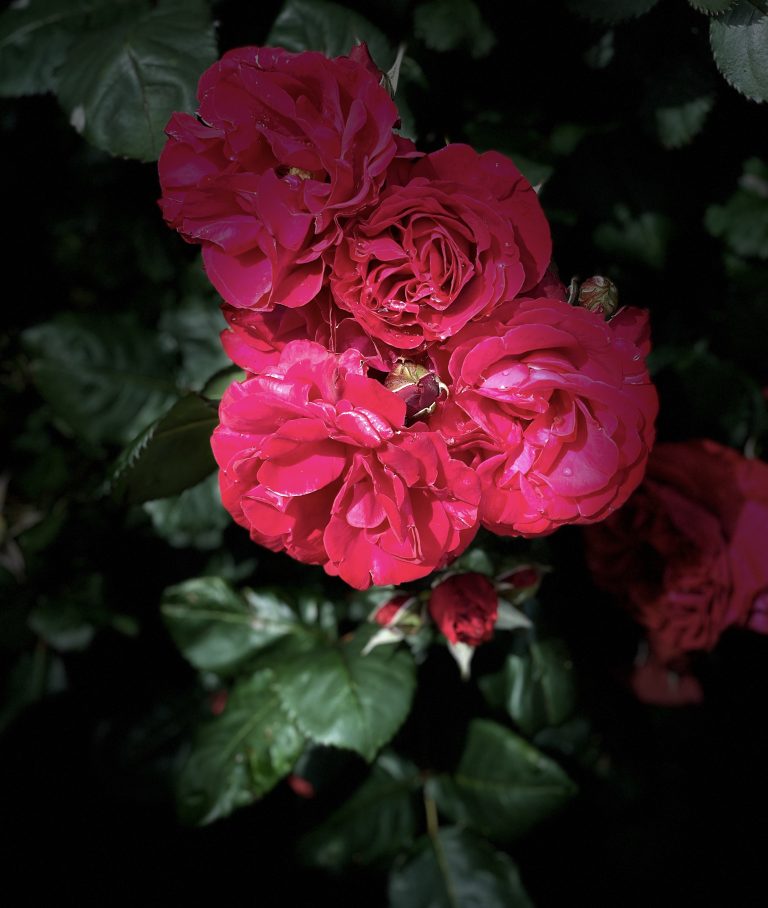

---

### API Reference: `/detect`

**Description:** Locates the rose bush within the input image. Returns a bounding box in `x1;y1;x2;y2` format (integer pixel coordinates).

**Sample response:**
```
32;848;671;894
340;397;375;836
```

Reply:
158;45;404;311
428;572;499;645
427;298;658;536
330;144;551;349
583;440;768;686
211;340;481;588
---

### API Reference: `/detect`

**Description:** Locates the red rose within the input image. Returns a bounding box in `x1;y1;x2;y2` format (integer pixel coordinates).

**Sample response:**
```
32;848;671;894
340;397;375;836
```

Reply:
584;440;768;673
428;299;658;536
329;144;551;349
429;572;498;646
211;341;480;589
159;45;402;311
220;290;398;376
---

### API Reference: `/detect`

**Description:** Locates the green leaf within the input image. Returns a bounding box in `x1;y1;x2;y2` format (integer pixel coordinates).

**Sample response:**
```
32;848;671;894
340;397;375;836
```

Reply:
200;365;246;401
480;640;577;736
413;0;496;58
273;627;416;762
565;0;660;24
0;0;114;97
159;297;231;393
28;574;138;650
593;205;671;270
429;719;576;841
268;0;394;70
689;0;738;14
161;577;304;675
705;158;768;258
0;648;68;734
56;0;217;160
22;313;178;447
389;827;533;908
111;392;218;505
144;473;229;550
655;94;714;148
648;342;768;446
178;669;304;825
300;752;420;869
710;3;768;103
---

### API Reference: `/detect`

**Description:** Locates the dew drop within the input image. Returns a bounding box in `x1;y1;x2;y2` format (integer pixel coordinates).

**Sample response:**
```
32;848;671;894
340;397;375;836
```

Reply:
562;466;573;477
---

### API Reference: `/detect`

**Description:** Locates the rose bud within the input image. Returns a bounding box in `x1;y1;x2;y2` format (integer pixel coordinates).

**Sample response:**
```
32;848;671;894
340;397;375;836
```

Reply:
429;572;498;647
364;594;422;655
496;563;545;605
385;360;447;424
577;275;619;319
372;594;421;632
209;689;228;716
374;596;409;627
287;774;316;799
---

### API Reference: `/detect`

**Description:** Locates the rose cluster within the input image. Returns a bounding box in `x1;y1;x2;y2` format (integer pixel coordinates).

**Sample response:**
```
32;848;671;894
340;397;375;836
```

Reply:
159;44;658;590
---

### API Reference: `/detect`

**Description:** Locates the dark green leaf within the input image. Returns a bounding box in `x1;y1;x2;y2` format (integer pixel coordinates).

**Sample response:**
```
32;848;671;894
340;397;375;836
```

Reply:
389;827;533;908
159;297;231;393
649;342;768;446
593;206;671;270
161;576;304;675
429;719;576;840
413;0;496;58
0;0;112;97
56;0;217;160
655;95;714;148
480;640;577;736
705;158;768;258
200;365;246;401
689;0;739;13
273;626;416;761
583;30;615;69
0;648;68;734
268;0;394;70
111;393;218;505
300;752;420;869
178;669;304;824
565;0;660;24
22;313;178;446
144;473;229;550
29;602;94;652
710;2;768;102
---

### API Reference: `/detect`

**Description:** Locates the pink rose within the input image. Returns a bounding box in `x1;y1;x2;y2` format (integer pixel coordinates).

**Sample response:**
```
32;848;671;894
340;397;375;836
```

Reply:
211;341;480;589
429;572;498;645
159;45;403;311
329;143;551;349
583;440;768;681
220;290;398;376
428;299;658;535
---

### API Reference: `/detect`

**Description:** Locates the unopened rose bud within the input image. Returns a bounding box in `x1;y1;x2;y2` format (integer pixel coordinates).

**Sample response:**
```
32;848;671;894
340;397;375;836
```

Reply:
496;563;545;607
577;275;619;319
209;689;228;716
287;774;316;798
429;573;498;647
385;360;447;423
373;594;422;633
